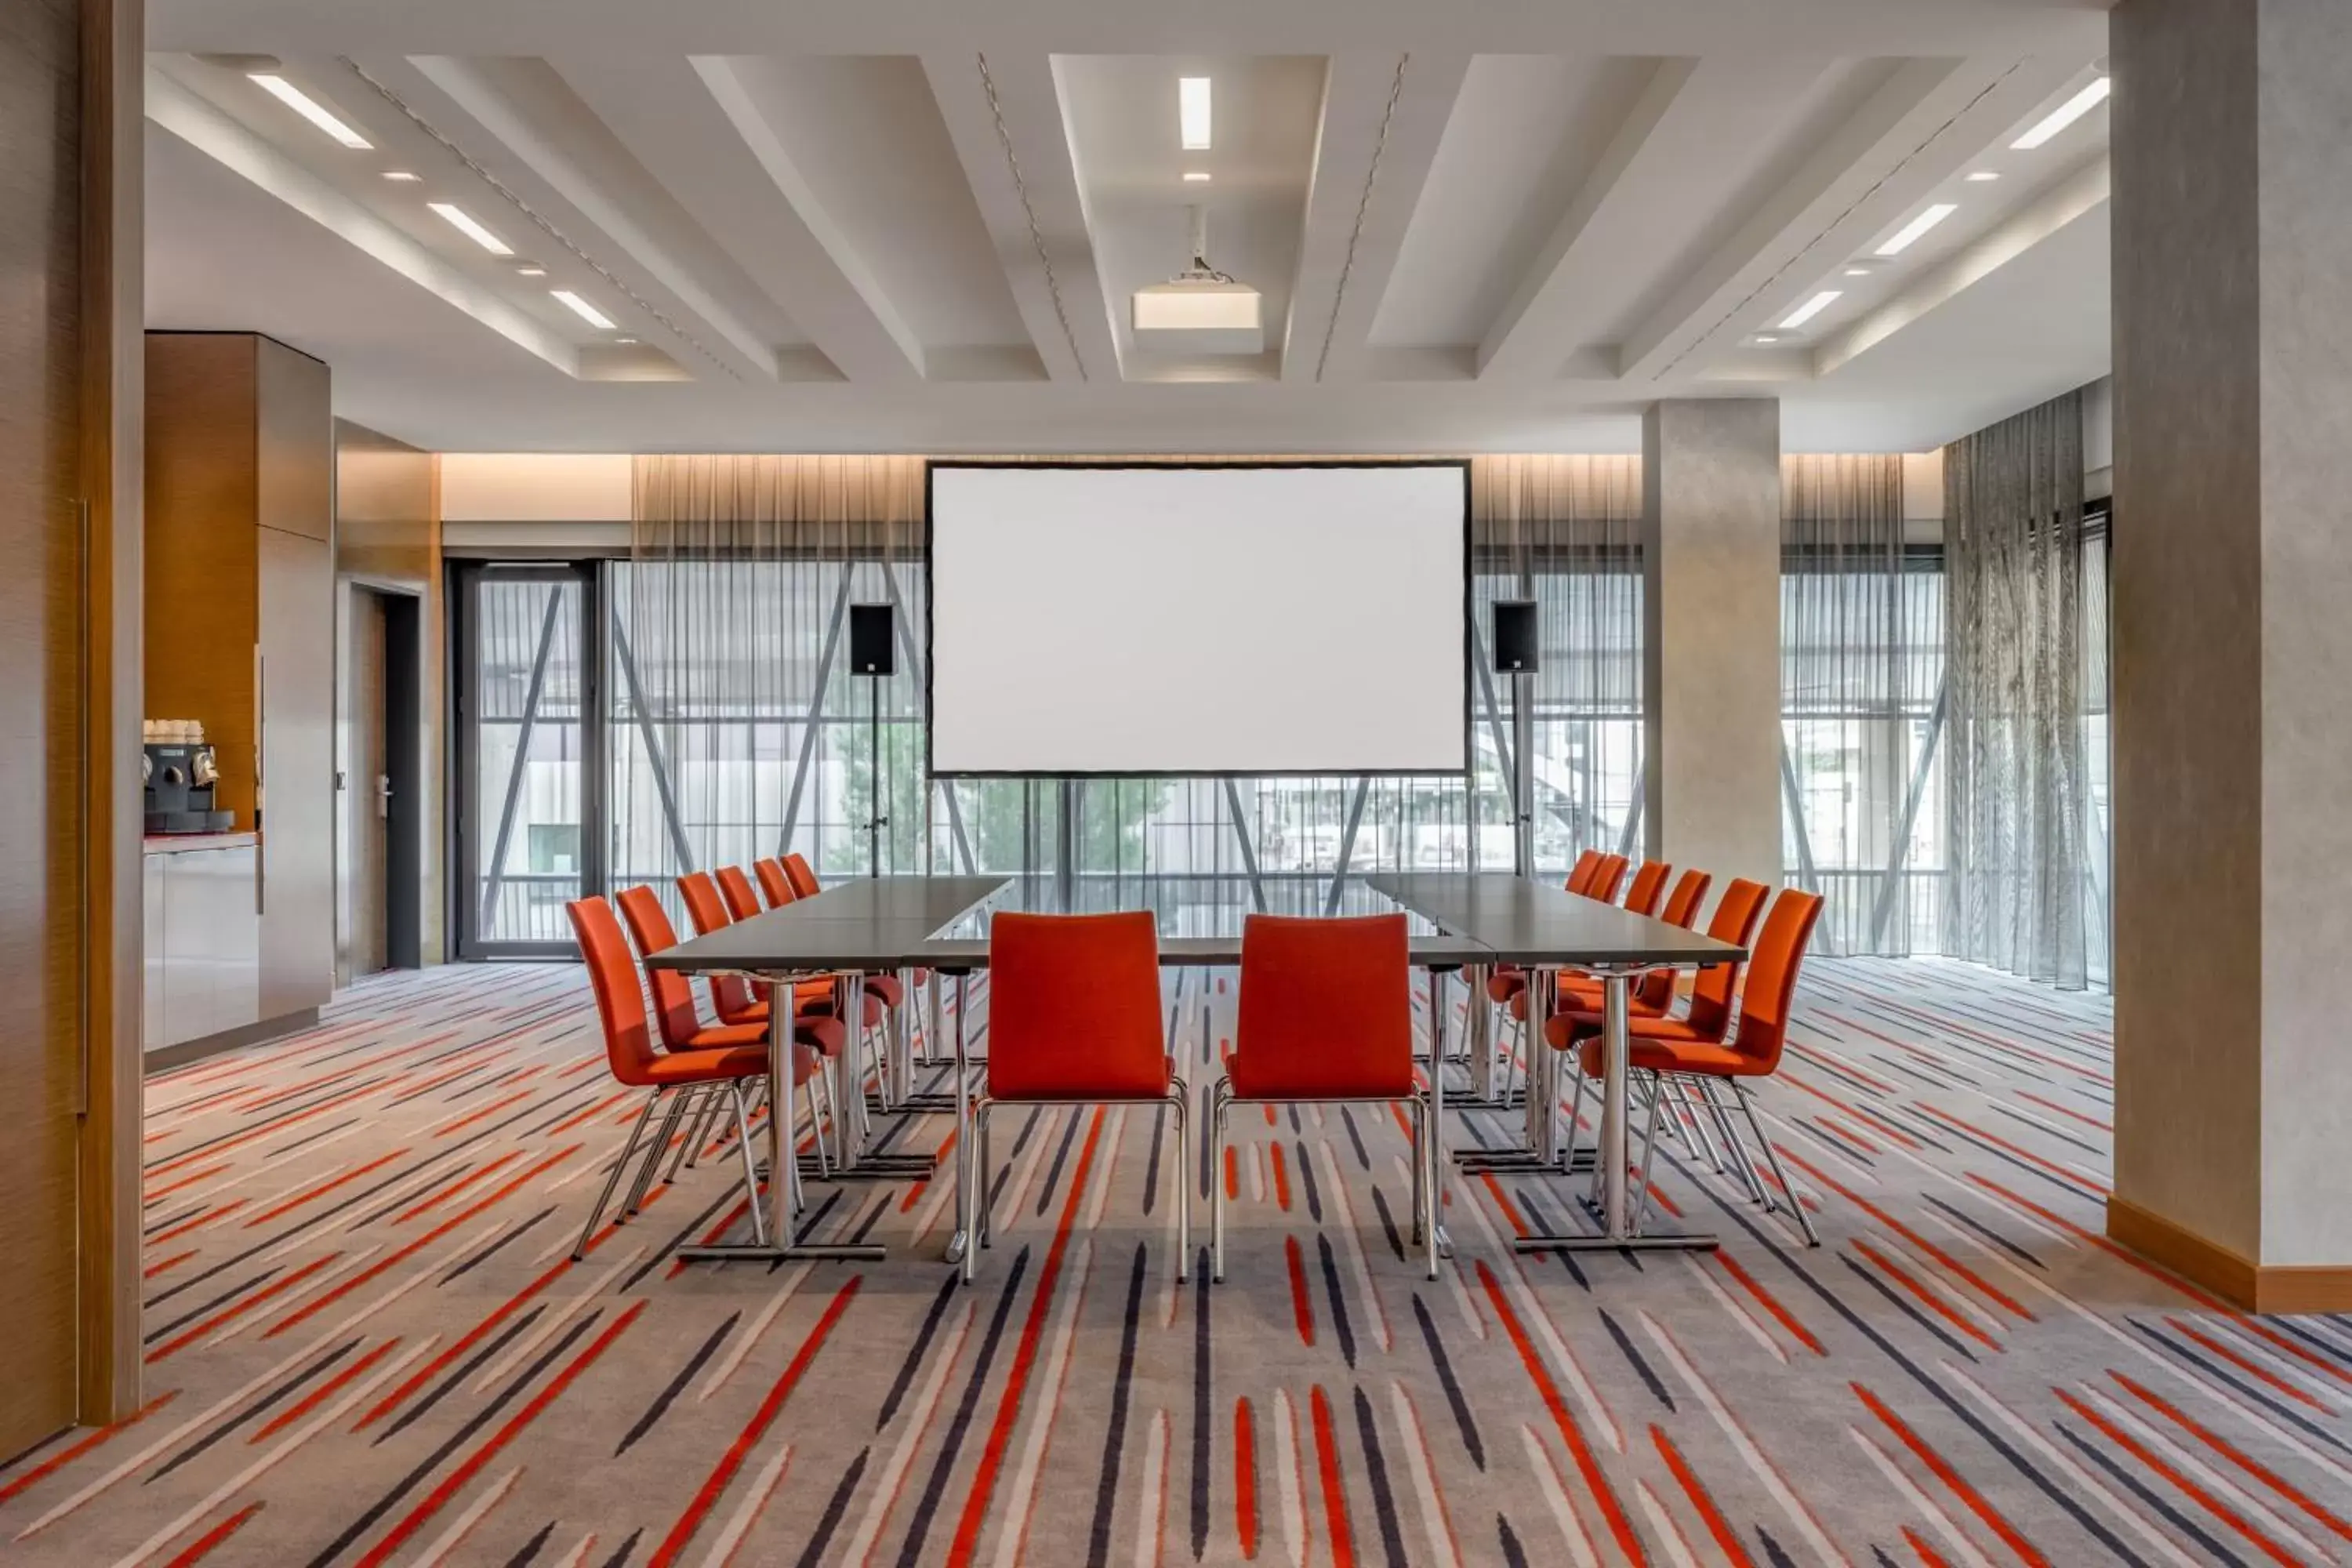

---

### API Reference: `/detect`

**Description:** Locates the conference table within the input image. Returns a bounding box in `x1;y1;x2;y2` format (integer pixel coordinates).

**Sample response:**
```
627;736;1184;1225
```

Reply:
644;872;1743;1267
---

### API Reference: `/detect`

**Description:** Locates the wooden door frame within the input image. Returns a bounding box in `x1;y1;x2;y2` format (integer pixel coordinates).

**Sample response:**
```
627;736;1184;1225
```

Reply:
78;0;145;1425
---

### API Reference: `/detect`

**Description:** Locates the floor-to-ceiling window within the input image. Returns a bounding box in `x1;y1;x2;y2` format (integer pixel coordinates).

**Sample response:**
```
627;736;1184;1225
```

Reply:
449;458;1653;953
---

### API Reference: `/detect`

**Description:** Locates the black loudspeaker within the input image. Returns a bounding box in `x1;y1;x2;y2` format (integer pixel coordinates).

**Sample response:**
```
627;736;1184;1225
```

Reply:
849;603;896;676
1491;600;1539;673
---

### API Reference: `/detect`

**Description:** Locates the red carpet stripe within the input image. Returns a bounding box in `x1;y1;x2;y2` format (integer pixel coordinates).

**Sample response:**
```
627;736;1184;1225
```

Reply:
1853;1382;2049;1568
158;1501;265;1568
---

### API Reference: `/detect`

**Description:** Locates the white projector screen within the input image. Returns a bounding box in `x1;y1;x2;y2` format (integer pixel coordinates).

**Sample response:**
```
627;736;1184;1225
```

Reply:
927;463;1468;775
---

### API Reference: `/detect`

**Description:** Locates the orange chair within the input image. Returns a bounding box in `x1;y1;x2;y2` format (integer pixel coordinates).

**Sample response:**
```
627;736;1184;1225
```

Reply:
1553;867;1711;1018
782;851;822;900
567;896;820;1259
1620;858;1672;917
716;865;764;922
1214;914;1431;1280
676;873;771;1028
1585;852;1631;904
968;911;1186;1283
753;857;795;909
616;884;848;1180
1563;887;1823;1244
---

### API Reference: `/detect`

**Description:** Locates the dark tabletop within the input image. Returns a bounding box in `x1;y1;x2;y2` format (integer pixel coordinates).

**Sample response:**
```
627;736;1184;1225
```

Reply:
1363;873;1744;967
643;877;1010;973
647;872;1739;975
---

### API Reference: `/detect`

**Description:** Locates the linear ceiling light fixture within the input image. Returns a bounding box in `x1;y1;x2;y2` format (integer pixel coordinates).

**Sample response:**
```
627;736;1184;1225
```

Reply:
1777;290;1842;331
249;73;372;149
1875;202;1958;256
428;201;514;256
550;289;616;329
1964;170;2000;182
2011;76;2111;150
1179;76;1212;151
1182;170;1213;182
382;170;421;183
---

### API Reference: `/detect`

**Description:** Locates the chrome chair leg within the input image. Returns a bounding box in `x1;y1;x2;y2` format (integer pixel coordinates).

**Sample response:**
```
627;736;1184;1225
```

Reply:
729;1081;771;1247
1407;1098;1426;1248
1169;1083;1191;1283
1210;1081;1230;1283
1736;1082;1819;1247
801;1071;829;1188
574;1091;660;1261
975;1100;994;1250
623;1090;688;1218
1630;1071;1665;1237
1700;1078;1767;1203
673;1084;721;1178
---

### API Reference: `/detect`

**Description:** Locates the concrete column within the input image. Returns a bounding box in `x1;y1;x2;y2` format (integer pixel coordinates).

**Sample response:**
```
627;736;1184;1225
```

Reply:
1641;399;1784;893
2110;0;2352;1308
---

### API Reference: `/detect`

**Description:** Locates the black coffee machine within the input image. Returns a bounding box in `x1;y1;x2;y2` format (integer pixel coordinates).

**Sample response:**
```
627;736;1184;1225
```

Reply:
144;720;235;834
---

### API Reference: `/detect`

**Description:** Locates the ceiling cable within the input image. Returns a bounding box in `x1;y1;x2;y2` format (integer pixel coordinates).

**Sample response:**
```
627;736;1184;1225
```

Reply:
977;52;1089;381
336;56;742;380
1316;54;1409;383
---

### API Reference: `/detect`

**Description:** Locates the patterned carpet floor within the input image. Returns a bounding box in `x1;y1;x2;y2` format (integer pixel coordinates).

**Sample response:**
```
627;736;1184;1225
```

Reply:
7;956;2351;1567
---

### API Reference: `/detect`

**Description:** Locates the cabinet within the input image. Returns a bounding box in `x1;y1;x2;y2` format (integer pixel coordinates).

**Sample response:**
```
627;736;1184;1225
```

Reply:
146;332;336;1032
143;839;262;1050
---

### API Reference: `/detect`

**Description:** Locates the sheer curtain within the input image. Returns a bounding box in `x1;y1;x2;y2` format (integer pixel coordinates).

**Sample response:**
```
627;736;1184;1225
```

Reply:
618;456;929;925
1780;455;1944;956
1471;455;1645;875
1941;390;2089;988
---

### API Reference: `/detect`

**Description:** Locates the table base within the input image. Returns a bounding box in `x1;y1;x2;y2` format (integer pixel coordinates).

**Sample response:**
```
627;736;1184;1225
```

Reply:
1512;1231;1719;1254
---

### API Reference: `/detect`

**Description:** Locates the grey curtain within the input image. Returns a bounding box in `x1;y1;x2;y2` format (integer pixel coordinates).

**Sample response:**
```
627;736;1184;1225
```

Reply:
1780;455;1942;957
1941;390;2089;988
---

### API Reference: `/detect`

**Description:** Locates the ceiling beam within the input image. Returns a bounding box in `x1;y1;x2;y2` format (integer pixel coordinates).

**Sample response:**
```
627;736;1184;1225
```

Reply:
1613;53;2089;383
1280;51;1469;383
1474;56;1830;383
143;61;580;377
920;51;1121;383
1813;151;2108;379
399;54;787;382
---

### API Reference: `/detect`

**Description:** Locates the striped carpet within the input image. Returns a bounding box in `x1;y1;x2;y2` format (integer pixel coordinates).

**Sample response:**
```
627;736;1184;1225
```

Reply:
8;956;2351;1568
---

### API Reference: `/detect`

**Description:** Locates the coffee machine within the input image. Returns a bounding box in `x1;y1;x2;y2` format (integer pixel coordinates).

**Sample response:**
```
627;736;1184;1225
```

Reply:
144;718;235;834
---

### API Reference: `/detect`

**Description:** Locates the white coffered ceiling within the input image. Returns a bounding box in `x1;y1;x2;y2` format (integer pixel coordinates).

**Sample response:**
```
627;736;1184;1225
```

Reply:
143;0;2116;452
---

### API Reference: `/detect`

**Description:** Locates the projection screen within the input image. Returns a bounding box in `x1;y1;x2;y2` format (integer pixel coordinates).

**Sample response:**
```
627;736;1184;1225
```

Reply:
926;463;1469;775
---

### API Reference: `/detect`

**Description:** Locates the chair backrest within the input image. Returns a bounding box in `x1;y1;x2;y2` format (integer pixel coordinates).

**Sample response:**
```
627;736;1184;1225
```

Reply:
753;857;796;909
783;852;822;900
568;898;662;1087
1587;853;1631;904
677;873;759;1020
716;866;763;921
614;884;705;1051
1730;889;1825;1073
1231;913;1414;1099
1622;859;1672;917
1632;868;1713;1011
986;911;1167;1100
1564;849;1606;895
1686;878;1771;1038
1659;869;1711;930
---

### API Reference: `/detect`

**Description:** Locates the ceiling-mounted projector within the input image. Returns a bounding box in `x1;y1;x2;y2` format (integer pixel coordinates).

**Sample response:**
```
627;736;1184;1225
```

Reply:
1131;205;1263;355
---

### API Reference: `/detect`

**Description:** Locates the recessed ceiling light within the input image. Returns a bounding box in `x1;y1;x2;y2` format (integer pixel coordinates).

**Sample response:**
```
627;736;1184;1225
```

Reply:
381;170;421;183
1752;333;1780;345
1179;77;1212;151
1182;170;1212;183
1844;267;1871;277
516;264;546;278
550;289;616;329
1777;290;1842;330
2011;77;2111;151
1964;170;2000;182
1875;203;1958;256
615;337;639;345
248;73;372;149
427;201;514;256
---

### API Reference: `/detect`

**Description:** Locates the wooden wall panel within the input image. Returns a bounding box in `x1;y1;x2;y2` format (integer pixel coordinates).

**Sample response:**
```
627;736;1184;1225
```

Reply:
0;0;92;1461
145;333;262;826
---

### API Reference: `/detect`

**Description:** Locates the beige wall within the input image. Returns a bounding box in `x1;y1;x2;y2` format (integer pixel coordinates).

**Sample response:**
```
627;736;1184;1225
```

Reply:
336;421;445;967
